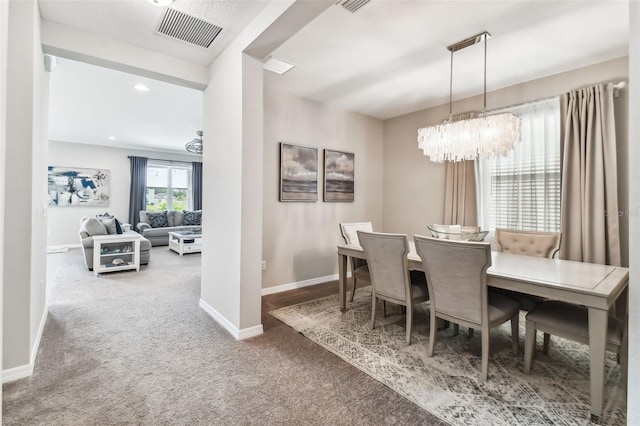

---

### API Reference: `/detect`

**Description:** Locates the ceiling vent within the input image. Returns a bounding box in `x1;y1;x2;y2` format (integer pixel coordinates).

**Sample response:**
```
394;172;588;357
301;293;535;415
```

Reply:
157;8;223;48
336;0;371;13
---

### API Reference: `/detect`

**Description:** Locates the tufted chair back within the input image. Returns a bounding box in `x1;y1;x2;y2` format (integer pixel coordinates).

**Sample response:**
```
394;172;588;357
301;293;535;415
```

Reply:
494;228;561;259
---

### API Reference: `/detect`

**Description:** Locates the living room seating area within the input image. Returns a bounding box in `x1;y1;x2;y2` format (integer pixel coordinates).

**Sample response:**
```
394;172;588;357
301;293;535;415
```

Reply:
79;215;151;270
136;209;202;246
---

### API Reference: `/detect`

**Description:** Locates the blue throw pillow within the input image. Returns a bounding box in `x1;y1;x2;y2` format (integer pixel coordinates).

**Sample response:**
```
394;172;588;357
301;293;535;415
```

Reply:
147;211;169;228
114;218;123;234
183;210;201;226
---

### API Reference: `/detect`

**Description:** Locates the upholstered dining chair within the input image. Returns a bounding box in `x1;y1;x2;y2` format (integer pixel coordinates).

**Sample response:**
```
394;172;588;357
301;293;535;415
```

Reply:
357;231;429;345
414;235;520;380
524;301;627;387
339;222;373;302
494;228;563;349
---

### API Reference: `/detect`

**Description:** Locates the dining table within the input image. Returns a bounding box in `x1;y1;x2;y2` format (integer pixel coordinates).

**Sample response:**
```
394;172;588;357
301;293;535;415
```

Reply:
336;242;629;422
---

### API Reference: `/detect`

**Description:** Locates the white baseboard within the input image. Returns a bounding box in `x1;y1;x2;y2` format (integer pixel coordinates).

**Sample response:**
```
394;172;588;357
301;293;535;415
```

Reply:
199;299;264;341
2;305;47;384
47;243;80;251
261;272;351;296
1;364;33;384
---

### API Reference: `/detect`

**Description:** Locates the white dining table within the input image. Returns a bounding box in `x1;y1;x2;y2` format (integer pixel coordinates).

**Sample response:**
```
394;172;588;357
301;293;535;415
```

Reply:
336;243;629;422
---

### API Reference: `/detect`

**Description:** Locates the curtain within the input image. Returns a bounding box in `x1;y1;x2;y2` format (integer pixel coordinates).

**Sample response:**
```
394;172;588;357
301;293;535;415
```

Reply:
192;161;203;210
444;160;477;226
560;83;621;265
128;156;148;230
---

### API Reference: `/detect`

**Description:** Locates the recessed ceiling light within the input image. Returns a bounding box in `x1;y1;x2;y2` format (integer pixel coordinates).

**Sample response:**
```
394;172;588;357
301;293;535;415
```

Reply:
148;0;173;6
263;57;295;75
134;84;150;91
108;136;116;141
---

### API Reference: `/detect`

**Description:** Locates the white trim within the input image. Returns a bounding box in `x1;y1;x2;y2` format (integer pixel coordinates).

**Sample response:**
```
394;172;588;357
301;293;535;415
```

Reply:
199;299;263;341
260;272;350;296
1;364;32;384
47;243;80;251
2;305;47;383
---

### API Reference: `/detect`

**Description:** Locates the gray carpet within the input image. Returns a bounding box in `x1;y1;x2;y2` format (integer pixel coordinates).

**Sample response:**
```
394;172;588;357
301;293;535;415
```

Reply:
271;289;627;425
3;247;445;425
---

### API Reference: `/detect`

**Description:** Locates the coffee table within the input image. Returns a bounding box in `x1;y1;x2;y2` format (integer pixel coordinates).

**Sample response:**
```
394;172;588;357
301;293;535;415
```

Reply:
169;229;202;255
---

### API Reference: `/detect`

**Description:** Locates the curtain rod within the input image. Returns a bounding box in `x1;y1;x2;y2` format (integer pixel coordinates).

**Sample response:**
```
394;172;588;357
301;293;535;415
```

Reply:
489;79;627;114
127;156;201;164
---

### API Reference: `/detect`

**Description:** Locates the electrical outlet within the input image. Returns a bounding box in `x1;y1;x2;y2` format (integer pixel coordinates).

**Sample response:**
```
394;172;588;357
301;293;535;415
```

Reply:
261;260;266;271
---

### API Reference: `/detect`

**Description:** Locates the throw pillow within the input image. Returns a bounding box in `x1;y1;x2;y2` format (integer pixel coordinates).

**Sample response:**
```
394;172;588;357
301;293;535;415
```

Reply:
114;218;123;234
139;211;149;224
96;212;113;220
183;210;201;226
100;217;118;235
173;210;184;226
147;211;169;228
82;218;108;236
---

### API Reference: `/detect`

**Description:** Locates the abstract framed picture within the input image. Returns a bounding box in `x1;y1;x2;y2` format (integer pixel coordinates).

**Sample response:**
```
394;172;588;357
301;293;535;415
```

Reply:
324;149;354;202
47;166;110;207
279;143;318;202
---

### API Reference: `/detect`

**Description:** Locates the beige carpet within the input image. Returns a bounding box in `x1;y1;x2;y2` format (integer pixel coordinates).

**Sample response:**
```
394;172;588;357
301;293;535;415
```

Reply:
4;248;446;425
270;288;627;425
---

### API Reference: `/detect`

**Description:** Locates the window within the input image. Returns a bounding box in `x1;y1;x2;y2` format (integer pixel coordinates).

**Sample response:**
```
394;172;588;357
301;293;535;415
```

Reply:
477;98;561;233
146;162;192;212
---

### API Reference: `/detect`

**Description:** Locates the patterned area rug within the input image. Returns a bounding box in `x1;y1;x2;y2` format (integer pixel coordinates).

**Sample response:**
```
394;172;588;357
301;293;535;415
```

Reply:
270;288;626;425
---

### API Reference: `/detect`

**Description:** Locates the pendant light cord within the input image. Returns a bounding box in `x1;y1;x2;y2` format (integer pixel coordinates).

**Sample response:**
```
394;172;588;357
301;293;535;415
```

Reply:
483;35;487;115
449;50;453;120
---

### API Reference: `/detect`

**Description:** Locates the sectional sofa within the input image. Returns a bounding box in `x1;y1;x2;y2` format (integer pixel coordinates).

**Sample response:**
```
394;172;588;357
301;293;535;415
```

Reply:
136;210;202;246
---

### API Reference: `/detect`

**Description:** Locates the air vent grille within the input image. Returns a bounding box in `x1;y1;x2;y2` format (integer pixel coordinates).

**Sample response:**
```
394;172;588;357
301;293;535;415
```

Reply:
336;0;371;13
157;8;222;48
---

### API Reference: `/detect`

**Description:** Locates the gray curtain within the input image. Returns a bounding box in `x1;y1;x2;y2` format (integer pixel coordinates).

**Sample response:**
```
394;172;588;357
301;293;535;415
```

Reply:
444;160;477;226
560;83;621;265
192;161;203;211
128;156;148;230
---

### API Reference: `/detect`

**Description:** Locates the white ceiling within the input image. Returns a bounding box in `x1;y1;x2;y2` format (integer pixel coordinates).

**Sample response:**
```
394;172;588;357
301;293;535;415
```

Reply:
42;0;629;152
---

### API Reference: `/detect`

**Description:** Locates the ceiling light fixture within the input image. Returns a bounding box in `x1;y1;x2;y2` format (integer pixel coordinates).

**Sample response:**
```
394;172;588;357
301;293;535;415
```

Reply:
148;0;173;6
417;31;520;163
108;136;116;141
134;84;150;91
263;57;295;75
185;130;203;155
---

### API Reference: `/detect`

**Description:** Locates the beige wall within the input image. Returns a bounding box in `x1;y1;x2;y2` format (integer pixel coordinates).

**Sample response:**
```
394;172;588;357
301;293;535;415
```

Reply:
0;0;8;407
262;87;384;290
47;141;198;247
3;0;48;375
382;57;630;264
627;2;639;422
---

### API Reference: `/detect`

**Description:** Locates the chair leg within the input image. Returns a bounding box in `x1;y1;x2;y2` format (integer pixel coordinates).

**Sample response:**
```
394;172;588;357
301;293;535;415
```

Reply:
370;295;377;330
428;311;437;356
382;301;386;318
524;320;535;374
542;332;551;355
350;276;357;302
452;324;459;336
620;321;628;391
406;304;413;345
468;328;474;338
511;313;519;356
481;328;490;381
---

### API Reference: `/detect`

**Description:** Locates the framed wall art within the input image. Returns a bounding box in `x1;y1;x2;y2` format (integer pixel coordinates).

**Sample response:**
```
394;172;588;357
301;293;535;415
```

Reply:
279;143;318;202
324;149;354;202
47;166;110;207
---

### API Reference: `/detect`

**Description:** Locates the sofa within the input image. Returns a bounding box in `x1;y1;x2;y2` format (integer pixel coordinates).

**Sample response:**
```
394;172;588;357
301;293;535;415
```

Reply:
79;216;151;270
136;210;201;246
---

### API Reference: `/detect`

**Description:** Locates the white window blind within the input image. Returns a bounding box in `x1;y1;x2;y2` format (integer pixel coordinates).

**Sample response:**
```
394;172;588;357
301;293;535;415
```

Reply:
477;97;561;234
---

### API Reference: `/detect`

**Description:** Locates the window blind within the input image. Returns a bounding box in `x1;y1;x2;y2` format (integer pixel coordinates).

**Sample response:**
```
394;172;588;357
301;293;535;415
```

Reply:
478;97;561;233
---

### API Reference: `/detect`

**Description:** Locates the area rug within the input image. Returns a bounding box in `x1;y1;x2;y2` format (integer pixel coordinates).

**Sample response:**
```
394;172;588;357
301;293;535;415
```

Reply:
270;288;626;426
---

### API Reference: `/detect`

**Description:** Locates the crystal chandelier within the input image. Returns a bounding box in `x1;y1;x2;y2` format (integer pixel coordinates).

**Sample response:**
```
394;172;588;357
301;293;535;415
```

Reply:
417;32;520;163
185;130;203;155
